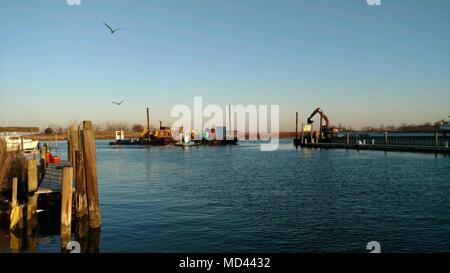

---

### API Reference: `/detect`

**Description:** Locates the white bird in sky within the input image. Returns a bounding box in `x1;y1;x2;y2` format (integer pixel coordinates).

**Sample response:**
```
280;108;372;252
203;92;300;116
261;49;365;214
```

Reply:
112;100;125;106
103;22;123;34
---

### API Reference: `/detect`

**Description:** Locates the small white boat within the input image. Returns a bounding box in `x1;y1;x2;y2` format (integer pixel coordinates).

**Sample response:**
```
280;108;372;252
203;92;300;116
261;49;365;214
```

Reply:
0;134;39;152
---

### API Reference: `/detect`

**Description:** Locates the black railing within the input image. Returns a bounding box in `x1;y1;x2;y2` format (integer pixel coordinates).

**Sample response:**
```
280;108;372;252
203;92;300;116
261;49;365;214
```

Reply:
330;135;450;147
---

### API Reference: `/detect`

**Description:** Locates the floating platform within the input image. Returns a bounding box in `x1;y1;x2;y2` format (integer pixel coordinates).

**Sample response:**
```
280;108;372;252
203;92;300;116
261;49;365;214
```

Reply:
294;140;450;154
109;138;238;146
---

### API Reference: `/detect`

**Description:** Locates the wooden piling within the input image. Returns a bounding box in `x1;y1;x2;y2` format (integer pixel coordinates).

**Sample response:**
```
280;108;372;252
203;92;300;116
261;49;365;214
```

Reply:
384;131;388;145
27;159;38;193
61;166;74;247
82;121;101;229
295;112;298;140
12;177;18;208
68;126;79;168
40;145;48;169
75;150;88;219
9;177;24;231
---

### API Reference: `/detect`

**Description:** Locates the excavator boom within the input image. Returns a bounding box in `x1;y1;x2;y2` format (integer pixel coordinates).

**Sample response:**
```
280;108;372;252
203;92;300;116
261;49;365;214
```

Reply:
307;107;330;126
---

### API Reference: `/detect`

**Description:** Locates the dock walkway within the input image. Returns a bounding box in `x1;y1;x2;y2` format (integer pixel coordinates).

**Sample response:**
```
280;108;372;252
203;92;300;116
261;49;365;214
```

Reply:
36;160;71;195
296;142;450;154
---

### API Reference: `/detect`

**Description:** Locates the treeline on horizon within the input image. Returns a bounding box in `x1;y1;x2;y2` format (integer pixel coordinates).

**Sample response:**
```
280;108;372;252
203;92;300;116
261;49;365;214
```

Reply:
340;120;447;132
33;120;446;134
40;121;147;134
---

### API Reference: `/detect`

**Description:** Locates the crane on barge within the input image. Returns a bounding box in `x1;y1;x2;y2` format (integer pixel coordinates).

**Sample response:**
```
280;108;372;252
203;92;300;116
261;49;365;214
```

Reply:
306;107;339;141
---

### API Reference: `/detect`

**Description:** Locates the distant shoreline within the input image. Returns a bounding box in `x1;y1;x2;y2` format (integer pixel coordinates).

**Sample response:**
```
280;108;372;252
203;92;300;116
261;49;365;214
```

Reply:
21;130;441;141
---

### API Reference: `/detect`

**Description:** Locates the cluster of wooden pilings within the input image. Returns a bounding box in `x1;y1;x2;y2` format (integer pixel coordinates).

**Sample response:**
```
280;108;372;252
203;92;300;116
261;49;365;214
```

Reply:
65;120;101;251
8;144;49;251
7;120;100;252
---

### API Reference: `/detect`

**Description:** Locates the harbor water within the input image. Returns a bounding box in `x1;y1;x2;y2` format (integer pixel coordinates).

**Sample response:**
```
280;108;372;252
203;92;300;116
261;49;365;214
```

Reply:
1;139;449;252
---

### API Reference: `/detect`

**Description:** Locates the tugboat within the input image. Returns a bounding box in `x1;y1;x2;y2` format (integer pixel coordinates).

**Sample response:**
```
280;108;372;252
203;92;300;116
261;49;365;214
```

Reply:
175;132;200;148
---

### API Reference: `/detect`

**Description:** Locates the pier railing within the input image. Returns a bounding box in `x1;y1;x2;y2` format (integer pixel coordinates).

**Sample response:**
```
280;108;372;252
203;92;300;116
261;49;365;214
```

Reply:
331;134;449;147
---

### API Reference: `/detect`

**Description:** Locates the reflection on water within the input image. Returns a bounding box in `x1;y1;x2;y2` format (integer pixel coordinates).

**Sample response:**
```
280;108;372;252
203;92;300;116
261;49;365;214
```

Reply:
1;139;450;252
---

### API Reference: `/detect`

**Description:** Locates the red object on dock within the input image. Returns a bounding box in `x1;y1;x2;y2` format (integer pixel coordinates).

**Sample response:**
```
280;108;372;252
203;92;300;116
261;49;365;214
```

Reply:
51;156;61;164
46;152;52;162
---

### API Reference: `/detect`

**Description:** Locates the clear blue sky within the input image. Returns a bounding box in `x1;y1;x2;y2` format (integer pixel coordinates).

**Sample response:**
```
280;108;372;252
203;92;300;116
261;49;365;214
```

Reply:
1;0;449;131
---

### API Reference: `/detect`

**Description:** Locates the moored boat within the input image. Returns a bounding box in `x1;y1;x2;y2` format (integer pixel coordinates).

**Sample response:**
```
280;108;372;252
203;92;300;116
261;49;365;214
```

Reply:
0;134;39;152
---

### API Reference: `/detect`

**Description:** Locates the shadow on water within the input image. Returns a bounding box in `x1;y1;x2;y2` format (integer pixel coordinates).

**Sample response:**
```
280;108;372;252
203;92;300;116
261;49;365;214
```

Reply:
0;198;101;253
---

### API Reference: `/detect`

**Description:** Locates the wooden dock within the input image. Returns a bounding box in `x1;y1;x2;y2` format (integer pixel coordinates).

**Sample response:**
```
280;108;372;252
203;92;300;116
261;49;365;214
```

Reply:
295;140;450;154
4;120;101;252
36;161;71;195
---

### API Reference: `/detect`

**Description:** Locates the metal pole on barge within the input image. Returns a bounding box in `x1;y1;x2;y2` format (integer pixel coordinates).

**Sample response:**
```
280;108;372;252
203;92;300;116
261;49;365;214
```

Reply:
146;107;151;134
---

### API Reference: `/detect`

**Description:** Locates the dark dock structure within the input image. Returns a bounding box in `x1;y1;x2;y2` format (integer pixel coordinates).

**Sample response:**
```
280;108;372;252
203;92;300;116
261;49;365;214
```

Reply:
293;112;450;154
3;120;101;252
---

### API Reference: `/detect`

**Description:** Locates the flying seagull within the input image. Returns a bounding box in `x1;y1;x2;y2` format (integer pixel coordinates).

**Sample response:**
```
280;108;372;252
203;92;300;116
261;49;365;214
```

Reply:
103;22;123;34
112;100;125;106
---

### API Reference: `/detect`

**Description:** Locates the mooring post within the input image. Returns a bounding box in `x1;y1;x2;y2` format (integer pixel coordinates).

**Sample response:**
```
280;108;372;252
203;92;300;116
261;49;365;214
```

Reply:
75;150;88;220
346;133;350;145
61;167;74;249
82;121;101;229
68;126;79;169
12;177;18;208
10;177;24;231
295;112;298;141
27;160;38;194
384;131;388;145
26;160;38;236
40;144;48;170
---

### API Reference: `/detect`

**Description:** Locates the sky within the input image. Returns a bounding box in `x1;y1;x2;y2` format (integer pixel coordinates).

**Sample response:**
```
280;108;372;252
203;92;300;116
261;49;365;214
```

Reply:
0;0;449;131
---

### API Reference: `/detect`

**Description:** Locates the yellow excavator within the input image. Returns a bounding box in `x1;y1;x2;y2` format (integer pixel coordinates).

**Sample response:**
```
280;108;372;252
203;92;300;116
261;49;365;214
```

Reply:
307;107;339;141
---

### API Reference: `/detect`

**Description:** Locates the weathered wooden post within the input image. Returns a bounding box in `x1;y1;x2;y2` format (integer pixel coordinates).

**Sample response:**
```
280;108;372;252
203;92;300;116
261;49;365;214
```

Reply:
27;160;38;194
68;126;79;168
9;177;24;231
82;121;101;229
61;166;74;249
12;177;18;208
346;133;350;145
75;150;88;219
41;144;48;166
384;131;388;145
26;160;38;237
295;112;298;141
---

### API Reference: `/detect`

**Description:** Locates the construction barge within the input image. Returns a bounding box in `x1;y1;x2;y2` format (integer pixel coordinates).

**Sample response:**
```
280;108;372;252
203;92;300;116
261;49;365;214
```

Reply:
293;109;450;154
109;107;238;147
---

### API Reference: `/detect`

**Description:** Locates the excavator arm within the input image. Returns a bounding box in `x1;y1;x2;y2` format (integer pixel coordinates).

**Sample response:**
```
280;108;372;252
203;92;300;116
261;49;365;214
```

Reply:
307;107;330;126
